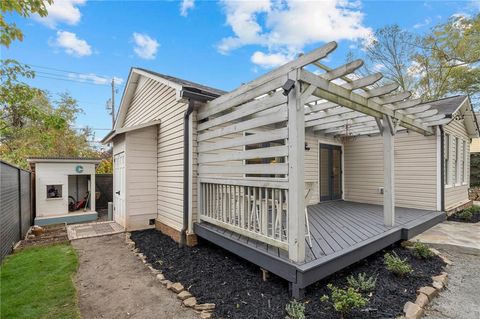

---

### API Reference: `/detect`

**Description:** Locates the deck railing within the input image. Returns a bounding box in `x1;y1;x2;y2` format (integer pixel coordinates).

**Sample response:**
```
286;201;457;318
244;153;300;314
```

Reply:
199;180;289;250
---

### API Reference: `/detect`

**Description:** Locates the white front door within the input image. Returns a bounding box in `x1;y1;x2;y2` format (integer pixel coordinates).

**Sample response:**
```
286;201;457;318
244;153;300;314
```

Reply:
113;152;126;227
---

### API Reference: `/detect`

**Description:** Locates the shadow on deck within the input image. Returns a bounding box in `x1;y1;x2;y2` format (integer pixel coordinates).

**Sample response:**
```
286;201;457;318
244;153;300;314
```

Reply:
194;200;445;297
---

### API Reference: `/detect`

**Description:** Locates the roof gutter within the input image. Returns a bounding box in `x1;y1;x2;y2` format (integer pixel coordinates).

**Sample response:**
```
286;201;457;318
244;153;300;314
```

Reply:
179;88;220;248
439;125;445;211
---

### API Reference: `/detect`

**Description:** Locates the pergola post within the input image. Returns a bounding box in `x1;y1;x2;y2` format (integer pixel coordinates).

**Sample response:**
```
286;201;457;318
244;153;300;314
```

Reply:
287;70;306;263
383;115;395;227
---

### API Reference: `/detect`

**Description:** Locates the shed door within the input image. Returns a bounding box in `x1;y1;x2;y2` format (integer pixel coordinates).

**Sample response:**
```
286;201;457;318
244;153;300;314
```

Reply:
113;152;126;227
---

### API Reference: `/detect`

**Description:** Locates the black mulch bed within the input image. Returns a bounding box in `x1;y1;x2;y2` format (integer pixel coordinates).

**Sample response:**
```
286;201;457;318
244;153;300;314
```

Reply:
131;229;445;319
447;211;480;223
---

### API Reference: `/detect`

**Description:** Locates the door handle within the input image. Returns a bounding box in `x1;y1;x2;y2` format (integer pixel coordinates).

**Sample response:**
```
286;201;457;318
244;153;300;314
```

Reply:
116;191;120;195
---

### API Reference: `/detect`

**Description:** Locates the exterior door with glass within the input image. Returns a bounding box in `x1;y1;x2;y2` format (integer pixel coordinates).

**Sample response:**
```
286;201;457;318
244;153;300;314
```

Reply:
319;144;342;201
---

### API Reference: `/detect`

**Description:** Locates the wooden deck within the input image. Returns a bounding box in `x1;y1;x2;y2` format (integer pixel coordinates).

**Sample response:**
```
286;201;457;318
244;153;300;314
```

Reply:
194;200;445;297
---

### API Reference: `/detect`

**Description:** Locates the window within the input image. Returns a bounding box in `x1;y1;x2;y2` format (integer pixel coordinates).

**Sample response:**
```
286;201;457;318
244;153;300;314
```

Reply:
46;185;63;199
463;140;468;184
444;134;450;186
455;137;460;184
451;137;457;184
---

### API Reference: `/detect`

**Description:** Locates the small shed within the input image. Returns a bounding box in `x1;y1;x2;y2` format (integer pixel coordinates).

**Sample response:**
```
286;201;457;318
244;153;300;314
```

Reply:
28;157;102;226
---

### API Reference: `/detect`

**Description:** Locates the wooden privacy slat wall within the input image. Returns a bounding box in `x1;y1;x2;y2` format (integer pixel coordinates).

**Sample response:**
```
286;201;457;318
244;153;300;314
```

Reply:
197;77;291;250
197;104;287;142
198;127;288;153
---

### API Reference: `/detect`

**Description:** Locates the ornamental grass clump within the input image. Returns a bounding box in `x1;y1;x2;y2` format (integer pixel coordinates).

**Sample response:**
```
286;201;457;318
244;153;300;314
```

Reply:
346;273;377;293
412;241;434;259
384;252;413;276
285;299;305;319
320;284;368;318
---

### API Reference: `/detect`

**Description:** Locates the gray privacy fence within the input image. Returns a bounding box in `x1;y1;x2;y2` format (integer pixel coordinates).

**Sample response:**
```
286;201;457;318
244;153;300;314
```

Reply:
95;174;113;209
0;160;32;262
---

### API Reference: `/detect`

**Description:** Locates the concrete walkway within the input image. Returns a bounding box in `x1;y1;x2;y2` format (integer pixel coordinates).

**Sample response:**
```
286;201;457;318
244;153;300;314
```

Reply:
72;234;197;319
412;221;480;250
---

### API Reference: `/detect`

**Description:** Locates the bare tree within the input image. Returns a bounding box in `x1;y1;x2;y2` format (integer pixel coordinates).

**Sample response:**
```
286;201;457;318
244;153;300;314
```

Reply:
364;25;417;92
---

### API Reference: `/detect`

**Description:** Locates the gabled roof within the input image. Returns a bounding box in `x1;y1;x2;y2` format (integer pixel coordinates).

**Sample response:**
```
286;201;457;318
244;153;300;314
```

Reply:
422;95;479;137
135;68;226;97
108;67;225;139
425;95;469;116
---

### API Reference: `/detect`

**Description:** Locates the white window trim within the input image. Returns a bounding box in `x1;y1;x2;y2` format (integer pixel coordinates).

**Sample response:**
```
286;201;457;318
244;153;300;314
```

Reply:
455;136;461;186
462;139;468;185
445;133;452;187
46;184;64;199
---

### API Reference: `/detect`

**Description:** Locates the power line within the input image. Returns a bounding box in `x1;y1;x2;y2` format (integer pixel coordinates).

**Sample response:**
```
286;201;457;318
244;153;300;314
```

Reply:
35;74;125;89
26;63;112;80
24;63;124;87
35;75;111;86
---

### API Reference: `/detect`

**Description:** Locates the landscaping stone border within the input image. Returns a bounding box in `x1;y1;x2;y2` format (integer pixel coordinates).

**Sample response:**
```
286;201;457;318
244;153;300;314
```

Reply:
124;232;215;319
401;248;452;319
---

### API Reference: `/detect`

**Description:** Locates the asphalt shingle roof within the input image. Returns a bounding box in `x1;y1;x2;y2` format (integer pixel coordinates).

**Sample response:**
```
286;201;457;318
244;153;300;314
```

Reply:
422;95;467;116
135;68;226;97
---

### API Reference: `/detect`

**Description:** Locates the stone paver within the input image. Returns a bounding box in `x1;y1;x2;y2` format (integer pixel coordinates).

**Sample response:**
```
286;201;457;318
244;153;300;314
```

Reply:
67;221;124;240
412;221;480;250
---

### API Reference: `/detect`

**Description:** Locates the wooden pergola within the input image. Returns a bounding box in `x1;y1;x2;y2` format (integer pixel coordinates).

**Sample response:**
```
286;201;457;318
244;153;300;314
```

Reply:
196;41;447;263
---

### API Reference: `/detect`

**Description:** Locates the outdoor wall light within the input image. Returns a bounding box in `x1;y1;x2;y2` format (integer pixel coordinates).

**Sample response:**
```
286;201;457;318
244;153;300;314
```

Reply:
282;79;295;96
305;142;311;151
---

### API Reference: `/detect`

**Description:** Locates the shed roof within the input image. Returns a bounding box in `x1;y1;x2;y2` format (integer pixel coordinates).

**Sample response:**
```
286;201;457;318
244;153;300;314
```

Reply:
27;157;102;164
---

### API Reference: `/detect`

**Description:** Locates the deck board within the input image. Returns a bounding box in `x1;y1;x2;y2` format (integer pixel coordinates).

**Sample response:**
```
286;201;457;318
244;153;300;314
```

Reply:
194;200;445;291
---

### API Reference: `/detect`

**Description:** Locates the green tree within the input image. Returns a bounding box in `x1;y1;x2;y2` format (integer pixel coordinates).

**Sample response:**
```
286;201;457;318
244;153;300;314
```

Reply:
0;0;52;47
0;91;102;169
359;15;480;108
412;14;480;104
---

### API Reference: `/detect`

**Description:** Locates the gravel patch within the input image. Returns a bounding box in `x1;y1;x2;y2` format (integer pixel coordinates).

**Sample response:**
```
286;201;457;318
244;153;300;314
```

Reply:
425;245;480;319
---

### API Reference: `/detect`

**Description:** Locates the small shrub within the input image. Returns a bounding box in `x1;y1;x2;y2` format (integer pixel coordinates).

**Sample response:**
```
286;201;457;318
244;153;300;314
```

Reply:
321;284;368;317
384;252;413;276
457;209;473;221
346;273;377;292
412;241;434;259
285;299;305;319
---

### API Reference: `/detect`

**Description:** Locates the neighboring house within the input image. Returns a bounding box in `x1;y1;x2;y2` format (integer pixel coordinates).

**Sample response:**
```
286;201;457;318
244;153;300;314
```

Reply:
470;113;480;153
102;43;478;297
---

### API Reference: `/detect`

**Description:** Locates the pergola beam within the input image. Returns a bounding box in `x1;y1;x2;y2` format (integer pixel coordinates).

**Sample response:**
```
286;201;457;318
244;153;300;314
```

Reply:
314;59;364;81
198;41;337;120
299;69;434;135
313;115;374;131
304;101;338;115
306;111;365;128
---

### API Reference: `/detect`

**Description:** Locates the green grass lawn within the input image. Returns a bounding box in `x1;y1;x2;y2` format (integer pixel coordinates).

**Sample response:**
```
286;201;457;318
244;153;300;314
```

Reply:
0;244;80;319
